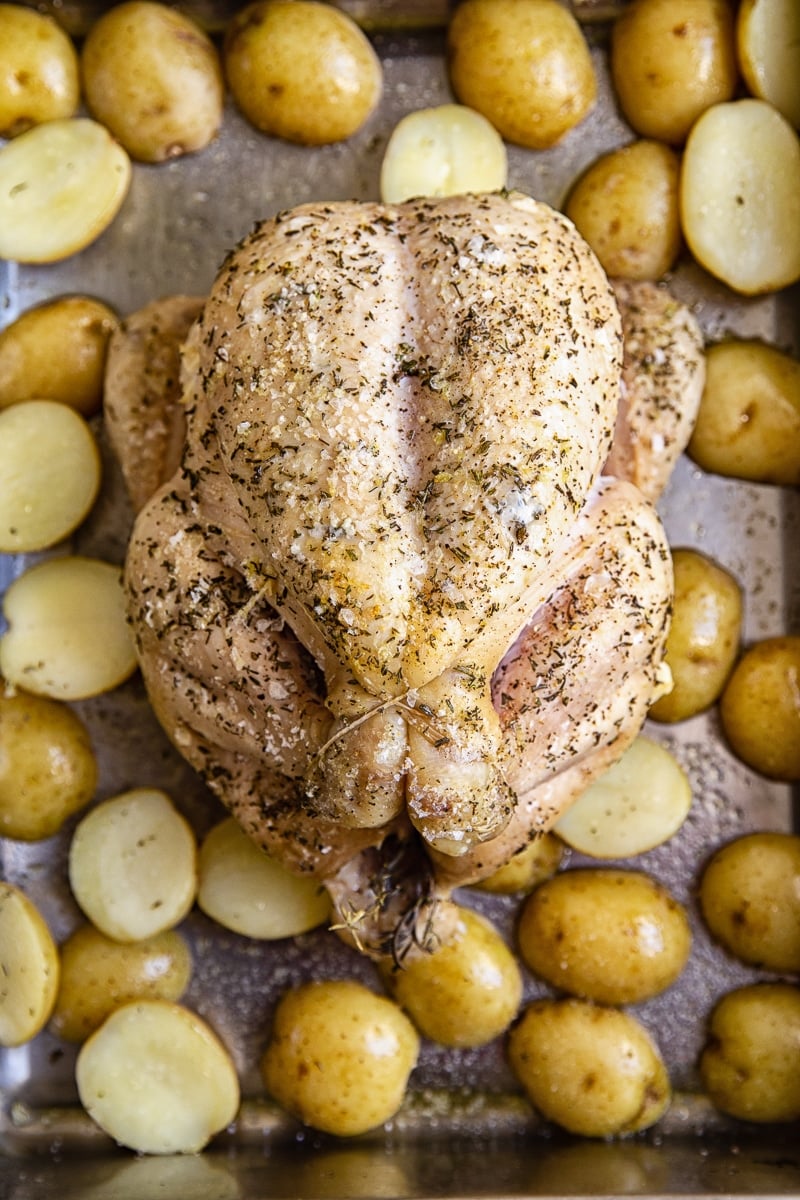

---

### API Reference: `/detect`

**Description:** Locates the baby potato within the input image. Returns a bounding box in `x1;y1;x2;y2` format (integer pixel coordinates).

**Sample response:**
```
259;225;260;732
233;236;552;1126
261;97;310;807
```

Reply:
610;0;737;144
688;340;800;486
680;99;800;295
0;295;118;416
261;979;419;1137
198;817;330;939
0;555;137;701
719;636;800;781
699;832;800;973
447;0;597;150
0;400;101;553
508;998;671;1137
472;832;564;895
700;983;800;1123
69;788;198;942
737;0;800;130
517;869;691;1005
0;4;80;138
76;999;240;1153
81;1;224;163
555;735;691;859
51;924;192;1043
380;104;507;205
380;903;522;1048
0;882;60;1047
224;0;382;145
564;140;681;281
0;687;96;842
649;548;742;724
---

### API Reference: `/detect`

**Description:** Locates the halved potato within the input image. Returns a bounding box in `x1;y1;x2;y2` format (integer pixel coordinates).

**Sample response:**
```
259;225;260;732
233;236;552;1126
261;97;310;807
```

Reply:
737;0;800;129
0;882;60;1046
380;104;507;204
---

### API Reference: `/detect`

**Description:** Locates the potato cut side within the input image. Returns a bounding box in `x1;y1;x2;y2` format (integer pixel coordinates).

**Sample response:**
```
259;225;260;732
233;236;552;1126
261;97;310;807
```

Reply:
380;104;507;204
76;999;240;1153
737;0;800;129
198;817;330;939
680;99;800;294
0;400;101;552
555;736;691;858
0;882;60;1046
0;555;137;700
69;788;197;942
0;117;131;263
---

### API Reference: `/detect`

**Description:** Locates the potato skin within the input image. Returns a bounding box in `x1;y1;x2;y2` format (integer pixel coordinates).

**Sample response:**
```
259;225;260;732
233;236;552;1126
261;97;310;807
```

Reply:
649;548;742;724
508;998;671;1136
447;0;596;149
699;833;800;973
688;340;800;486
0;5;80;138
719;637;800;781
517;869;691;1004
610;0;738;144
472;832;563;895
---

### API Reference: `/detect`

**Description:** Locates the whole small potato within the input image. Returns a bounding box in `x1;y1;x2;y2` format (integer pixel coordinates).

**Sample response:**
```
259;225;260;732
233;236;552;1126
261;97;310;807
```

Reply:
699;832;800;973
81;1;224;162
688;340;800;486
517;869;691;1004
508;998;671;1137
649;548;742;724
610;0;737;144
261;980;419;1136
447;0;597;150
719;637;800;781
564;140;681;281
0;4;80;138
0;687;97;841
224;0;382;145
700;983;800;1123
472;832;564;895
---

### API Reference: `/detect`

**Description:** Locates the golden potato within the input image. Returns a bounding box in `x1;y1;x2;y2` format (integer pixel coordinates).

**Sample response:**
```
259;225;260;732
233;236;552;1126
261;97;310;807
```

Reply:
81;1;224;163
719;636;800;781
564;140;681;281
447;0;597;150
379;104;507;205
0;882;60;1046
261;980;419;1136
0;295;118;416
472;832;564;895
737;0;800;130
699;832;800;973
0;4;80;138
517;869;691;1004
380;904;522;1048
700;983;800;1123
649;548;742;724
688;340;800;485
51;924;192;1043
508;998;671;1137
224;0;382;145
610;0;737;144
0;687;97;842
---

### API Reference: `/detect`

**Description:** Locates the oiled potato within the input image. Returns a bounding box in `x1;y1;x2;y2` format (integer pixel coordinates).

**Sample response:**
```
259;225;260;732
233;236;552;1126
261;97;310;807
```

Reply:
680;99;800;295
261;980;419;1136
81;1;224;163
380;904;522;1048
517;869;691;1004
51;924;192;1043
649;548;742;724
0;882;60;1046
0;4;80;138
610;0;737;144
564;140;681;281
380;104;507;205
0;687;96;842
688;340;800;485
0;295;118;416
699;833;800;973
447;0;596;150
700;984;800;1123
737;0;800;130
69;788;198;941
508;998;671;1137
719;636;800;781
76;999;240;1153
473;832;564;895
224;0;382;145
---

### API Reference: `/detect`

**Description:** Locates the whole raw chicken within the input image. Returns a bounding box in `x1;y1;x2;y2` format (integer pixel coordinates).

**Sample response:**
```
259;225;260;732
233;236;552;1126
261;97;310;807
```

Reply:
116;192;702;960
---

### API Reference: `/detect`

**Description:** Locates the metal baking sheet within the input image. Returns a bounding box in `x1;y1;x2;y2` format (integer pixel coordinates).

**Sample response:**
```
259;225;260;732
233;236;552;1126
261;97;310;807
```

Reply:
1;7;799;1194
